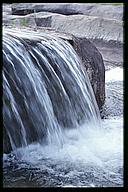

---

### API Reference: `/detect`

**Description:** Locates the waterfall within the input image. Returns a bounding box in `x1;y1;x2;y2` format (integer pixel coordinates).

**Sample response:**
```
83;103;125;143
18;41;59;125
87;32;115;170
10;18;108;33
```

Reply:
3;28;101;153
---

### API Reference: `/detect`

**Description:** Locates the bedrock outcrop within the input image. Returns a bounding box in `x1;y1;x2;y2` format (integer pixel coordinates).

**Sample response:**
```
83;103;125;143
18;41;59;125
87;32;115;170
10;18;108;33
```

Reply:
3;11;123;43
11;3;123;21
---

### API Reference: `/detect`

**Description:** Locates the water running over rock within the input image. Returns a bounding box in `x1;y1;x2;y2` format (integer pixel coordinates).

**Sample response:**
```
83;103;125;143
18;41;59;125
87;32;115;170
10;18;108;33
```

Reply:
3;28;123;188
3;28;101;153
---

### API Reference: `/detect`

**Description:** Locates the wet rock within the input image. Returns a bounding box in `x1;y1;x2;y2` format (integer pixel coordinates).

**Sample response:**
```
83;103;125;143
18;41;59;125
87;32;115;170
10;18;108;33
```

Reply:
70;36;105;108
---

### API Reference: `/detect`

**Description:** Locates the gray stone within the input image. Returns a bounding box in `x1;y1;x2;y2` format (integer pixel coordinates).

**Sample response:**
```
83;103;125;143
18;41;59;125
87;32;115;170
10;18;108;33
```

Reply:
3;12;123;43
70;36;105;108
11;3;123;21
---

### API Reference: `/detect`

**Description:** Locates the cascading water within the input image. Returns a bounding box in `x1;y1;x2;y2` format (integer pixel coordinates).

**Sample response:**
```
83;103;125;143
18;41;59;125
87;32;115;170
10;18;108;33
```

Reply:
3;28;101;152
3;28;123;187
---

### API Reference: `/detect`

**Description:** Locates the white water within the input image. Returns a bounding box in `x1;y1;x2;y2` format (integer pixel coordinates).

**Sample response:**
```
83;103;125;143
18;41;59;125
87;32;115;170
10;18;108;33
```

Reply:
14;67;123;187
13;67;123;176
105;67;123;82
14;117;122;168
3;116;123;187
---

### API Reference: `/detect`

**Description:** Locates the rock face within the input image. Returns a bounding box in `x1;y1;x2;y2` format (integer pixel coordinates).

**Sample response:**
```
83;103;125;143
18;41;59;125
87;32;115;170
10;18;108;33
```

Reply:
35;12;123;42
3;11;123;43
11;3;123;21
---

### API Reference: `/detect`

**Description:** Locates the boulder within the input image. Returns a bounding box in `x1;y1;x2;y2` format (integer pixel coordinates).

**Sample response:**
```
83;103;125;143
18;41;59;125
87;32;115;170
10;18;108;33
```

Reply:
71;36;105;108
11;3;123;21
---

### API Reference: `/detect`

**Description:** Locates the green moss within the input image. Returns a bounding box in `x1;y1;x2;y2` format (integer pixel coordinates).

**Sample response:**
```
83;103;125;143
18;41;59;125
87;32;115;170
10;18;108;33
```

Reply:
20;18;28;26
10;18;28;27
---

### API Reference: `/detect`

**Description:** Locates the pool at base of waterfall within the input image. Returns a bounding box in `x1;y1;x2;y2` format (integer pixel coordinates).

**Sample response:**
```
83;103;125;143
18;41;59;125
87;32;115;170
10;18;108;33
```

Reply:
3;116;123;188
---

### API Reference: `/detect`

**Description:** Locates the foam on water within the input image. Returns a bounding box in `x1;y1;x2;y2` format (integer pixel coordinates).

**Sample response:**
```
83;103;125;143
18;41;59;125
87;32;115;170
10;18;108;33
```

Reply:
105;67;123;82
3;117;122;187
11;116;122;176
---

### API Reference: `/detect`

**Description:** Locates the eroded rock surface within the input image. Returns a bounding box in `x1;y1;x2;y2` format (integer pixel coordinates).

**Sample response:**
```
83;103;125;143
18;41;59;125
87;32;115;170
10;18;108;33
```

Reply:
3;11;123;43
11;3;123;21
